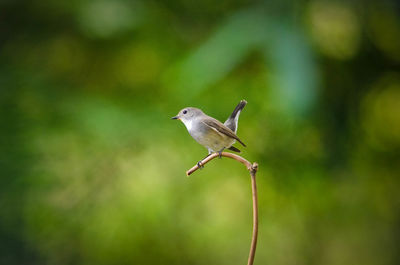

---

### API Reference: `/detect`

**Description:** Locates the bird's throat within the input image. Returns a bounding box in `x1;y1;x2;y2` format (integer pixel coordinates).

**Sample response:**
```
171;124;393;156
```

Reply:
183;119;193;131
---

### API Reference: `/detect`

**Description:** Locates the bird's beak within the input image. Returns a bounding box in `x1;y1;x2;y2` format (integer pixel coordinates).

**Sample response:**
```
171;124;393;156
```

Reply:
171;116;179;120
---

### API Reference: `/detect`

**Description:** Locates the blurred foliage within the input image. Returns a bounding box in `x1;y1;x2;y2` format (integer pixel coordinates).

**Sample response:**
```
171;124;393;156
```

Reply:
1;0;400;265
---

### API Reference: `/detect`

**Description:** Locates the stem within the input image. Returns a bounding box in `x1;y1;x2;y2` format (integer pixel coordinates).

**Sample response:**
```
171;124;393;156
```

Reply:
186;152;259;265
248;163;258;265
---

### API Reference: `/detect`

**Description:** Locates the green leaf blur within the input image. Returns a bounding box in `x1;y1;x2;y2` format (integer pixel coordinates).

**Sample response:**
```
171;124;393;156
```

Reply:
1;0;399;265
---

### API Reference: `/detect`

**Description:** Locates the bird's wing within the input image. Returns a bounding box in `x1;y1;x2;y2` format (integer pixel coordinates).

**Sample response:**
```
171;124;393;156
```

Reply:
202;118;246;147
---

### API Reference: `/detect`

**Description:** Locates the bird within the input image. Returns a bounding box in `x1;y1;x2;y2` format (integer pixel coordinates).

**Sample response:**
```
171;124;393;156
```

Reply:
172;100;247;165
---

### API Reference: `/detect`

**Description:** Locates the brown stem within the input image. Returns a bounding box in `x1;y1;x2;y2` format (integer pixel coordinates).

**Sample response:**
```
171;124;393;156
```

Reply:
248;162;258;265
186;152;259;265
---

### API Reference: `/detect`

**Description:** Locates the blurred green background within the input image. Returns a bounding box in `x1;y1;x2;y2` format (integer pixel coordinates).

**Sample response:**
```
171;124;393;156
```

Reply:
1;0;400;264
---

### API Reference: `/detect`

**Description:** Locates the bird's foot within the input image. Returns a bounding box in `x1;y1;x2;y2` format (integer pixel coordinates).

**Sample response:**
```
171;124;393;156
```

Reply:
217;148;225;158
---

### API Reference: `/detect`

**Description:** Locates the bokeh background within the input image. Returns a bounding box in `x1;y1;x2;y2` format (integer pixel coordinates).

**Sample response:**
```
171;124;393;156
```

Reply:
1;0;400;264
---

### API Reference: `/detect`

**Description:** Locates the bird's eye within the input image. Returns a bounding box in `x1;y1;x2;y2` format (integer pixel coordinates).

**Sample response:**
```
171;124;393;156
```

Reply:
183;110;187;114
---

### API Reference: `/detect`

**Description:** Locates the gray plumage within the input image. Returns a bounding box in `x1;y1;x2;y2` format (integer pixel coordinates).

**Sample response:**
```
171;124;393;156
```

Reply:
172;100;247;155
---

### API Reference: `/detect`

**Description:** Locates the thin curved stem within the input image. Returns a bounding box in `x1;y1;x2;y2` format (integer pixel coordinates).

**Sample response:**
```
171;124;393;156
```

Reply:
186;152;259;265
186;152;253;176
248;163;258;265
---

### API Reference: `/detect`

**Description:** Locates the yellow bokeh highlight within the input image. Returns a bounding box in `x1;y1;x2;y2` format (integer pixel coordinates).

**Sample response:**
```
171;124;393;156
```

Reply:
307;1;361;60
361;74;400;149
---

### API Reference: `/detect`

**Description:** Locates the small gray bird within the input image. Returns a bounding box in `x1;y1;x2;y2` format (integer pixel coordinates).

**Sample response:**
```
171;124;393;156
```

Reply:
172;100;247;162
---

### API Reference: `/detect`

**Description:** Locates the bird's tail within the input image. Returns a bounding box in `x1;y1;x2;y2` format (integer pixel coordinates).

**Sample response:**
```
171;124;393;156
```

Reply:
228;146;241;153
224;100;247;133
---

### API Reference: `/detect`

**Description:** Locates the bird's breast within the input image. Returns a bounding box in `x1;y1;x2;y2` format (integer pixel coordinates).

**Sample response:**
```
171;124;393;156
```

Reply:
186;121;234;152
